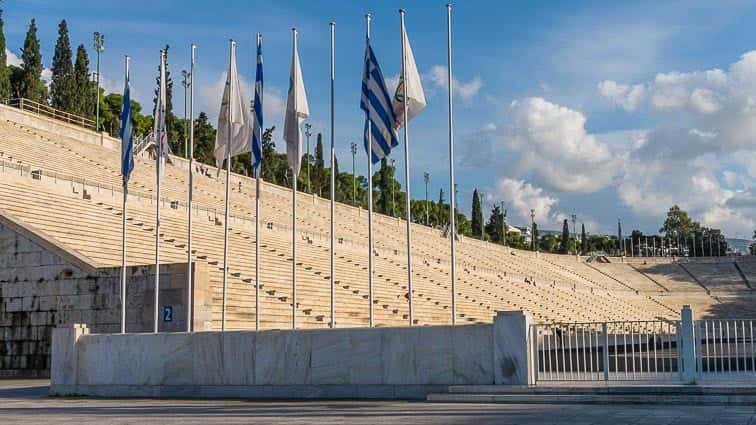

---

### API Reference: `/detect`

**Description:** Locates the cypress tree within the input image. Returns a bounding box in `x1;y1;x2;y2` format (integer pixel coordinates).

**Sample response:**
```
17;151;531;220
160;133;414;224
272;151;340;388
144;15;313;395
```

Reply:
73;44;91;117
581;223;587;254
532;223;539;251
560;219;569;254
376;158;390;215
0;3;10;102
484;205;503;243
471;189;482;238
313;133;324;196
20;19;45;102
50;20;74;111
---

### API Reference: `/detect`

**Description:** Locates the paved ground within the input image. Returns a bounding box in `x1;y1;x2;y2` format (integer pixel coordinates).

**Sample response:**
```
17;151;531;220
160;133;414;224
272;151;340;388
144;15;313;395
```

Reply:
1;380;755;424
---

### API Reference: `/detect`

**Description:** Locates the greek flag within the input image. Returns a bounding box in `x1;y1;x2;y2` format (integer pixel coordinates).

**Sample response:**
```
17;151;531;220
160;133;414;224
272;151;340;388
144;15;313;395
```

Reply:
251;36;263;170
360;41;398;164
154;51;169;171
120;68;134;183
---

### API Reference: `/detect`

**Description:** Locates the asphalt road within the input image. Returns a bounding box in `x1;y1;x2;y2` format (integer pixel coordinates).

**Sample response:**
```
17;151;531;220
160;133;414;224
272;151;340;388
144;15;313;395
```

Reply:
1;380;755;424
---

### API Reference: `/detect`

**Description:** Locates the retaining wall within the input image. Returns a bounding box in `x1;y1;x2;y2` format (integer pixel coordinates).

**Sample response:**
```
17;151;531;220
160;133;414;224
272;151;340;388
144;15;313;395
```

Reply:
50;311;533;399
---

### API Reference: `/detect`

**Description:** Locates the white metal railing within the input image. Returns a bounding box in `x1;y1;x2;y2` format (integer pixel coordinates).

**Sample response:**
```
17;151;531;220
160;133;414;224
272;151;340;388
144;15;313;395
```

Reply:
533;319;681;382
7;98;96;130
697;319;756;376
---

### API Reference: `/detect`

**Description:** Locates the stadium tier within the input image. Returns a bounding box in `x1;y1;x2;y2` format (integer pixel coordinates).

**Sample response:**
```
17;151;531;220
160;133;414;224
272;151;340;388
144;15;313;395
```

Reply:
1;106;756;376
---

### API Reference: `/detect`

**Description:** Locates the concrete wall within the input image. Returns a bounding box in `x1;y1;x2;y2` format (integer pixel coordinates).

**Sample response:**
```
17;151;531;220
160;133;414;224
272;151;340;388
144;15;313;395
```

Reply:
49;311;533;399
0;220;211;377
0;104;119;150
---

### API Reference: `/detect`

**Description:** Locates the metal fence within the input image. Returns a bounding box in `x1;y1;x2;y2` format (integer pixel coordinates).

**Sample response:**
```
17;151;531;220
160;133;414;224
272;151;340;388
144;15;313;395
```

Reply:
533;320;680;382
533;312;756;384
697;319;756;375
8;98;96;130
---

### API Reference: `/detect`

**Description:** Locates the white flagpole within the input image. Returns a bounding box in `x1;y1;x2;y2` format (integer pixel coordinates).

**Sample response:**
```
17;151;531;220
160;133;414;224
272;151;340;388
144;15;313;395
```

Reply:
399;9;414;326
154;49;165;334
366;13;374;328
329;21;336;329
120;55;130;335
186;44;195;332
255;32;262;332
445;4;457;325
291;28;298;330
221;40;235;332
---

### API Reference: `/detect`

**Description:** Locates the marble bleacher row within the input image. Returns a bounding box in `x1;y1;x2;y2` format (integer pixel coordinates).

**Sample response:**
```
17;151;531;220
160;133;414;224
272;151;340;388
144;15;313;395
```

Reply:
0;118;753;326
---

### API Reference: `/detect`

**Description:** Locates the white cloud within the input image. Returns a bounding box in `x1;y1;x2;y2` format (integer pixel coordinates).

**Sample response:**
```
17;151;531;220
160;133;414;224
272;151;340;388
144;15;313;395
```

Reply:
6;48;21;67
426;65;482;103
597;80;645;111
493;178;558;224
503;97;620;193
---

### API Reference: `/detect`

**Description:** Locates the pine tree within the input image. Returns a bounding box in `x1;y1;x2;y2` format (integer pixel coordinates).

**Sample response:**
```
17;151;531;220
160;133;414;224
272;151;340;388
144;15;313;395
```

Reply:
376;158;390;215
72;44;91;117
471;189;482;238
0;3;10;102
50;20;74;111
581;223;587;254
560;219;569;254
313;133;324;196
20;19;45;102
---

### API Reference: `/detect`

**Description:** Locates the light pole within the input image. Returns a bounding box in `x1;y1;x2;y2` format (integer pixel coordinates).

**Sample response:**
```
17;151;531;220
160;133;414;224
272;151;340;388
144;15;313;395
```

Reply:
304;123;312;193
93;32;105;132
350;142;357;206
390;158;396;217
181;69;190;158
423;172;429;226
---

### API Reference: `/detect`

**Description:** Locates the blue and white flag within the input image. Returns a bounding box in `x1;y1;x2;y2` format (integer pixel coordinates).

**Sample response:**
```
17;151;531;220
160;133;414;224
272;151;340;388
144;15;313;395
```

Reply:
119;65;134;184
251;35;264;171
360;40;398;164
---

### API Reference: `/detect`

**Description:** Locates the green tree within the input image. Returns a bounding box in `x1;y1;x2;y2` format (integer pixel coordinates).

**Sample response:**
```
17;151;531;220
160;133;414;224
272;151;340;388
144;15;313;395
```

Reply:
72;44;92;117
312;133;325;196
560;219;569;254
540;233;560;253
581;223;587;254
375;158;391;215
531;223;539;251
0;3;10;102
471;189;483;239
484;204;504;243
661;205;696;237
50;20;74;111
20;19;46;102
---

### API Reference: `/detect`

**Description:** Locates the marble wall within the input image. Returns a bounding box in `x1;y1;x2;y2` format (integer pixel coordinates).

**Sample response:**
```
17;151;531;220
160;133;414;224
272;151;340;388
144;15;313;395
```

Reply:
51;312;533;397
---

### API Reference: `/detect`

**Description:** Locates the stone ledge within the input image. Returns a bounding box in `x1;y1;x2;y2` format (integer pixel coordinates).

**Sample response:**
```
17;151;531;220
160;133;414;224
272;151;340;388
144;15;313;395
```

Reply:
49;384;448;400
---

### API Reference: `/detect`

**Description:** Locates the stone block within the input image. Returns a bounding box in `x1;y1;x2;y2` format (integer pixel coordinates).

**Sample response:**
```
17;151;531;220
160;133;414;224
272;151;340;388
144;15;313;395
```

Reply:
221;331;255;385
413;326;453;384
50;324;88;386
310;329;351;384
381;327;416;385
493;310;534;385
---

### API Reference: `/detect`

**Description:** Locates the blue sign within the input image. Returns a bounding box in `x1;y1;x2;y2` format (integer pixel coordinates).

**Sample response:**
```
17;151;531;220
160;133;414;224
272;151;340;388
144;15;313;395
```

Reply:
163;305;173;322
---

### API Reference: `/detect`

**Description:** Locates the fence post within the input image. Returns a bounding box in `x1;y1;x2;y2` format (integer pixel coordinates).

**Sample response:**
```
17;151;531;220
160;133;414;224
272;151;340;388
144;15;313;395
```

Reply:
602;322;610;381
681;305;696;384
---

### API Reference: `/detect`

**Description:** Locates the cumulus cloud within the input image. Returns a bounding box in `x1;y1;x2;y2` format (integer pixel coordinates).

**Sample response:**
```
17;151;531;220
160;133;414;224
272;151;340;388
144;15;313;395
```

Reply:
597;80;645;111
493;178;558;224
504;97;621;193
6;48;21;67
426;64;482;102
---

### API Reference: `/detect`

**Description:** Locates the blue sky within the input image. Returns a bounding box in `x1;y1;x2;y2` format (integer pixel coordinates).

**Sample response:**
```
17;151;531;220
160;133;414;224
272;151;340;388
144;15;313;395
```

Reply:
5;0;756;239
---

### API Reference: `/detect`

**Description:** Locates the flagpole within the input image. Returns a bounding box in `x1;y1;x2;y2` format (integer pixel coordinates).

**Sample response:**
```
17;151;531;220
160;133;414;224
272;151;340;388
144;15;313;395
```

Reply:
366;13;374;328
445;4;457;325
399;9;414;326
120;55;130;334
221;40;234;332
291;28;298;330
186;44;195;332
255;32;262;332
329;21;336;329
154;49;165;334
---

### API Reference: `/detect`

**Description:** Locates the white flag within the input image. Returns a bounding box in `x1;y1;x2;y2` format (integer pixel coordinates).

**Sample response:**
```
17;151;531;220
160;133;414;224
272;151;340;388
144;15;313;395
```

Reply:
283;31;309;173
214;42;251;170
393;25;426;130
